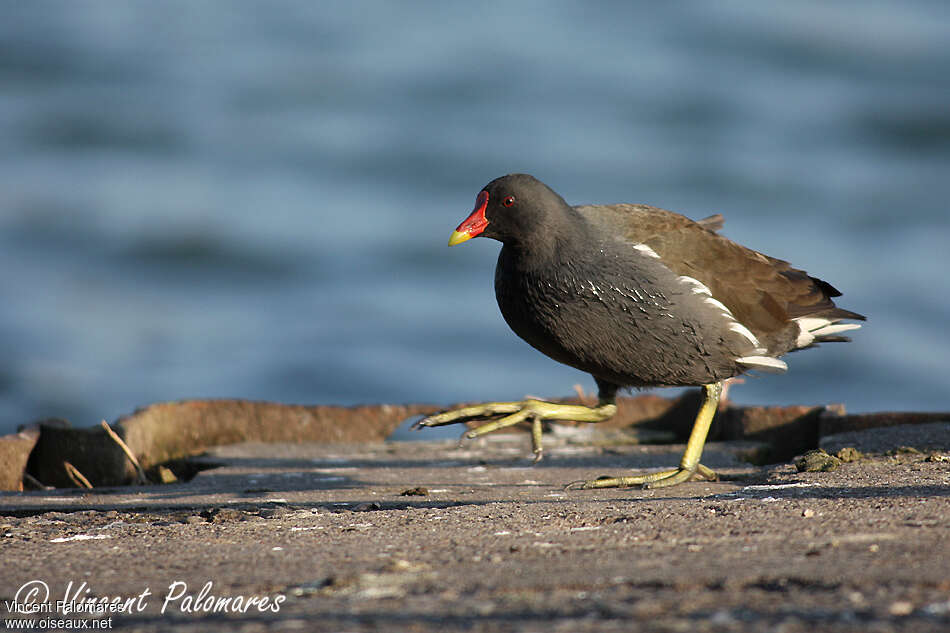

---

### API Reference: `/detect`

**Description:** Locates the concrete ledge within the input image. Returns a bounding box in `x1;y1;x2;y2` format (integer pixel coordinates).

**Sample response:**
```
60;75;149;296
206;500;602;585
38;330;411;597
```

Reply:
1;433;947;632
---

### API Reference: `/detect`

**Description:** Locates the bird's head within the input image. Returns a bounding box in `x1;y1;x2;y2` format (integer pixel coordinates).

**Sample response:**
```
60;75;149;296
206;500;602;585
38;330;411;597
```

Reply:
448;174;571;247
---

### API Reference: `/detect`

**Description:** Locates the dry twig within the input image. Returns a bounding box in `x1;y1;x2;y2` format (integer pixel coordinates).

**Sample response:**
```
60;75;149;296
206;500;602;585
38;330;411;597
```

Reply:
100;420;148;484
63;461;92;489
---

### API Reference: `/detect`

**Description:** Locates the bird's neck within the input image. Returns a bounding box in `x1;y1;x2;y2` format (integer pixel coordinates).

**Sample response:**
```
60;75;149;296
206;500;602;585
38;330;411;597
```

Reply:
502;206;591;271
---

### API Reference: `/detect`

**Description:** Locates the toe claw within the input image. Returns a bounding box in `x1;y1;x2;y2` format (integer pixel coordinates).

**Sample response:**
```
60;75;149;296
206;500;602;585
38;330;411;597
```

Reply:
457;430;471;448
564;476;612;490
410;416;431;431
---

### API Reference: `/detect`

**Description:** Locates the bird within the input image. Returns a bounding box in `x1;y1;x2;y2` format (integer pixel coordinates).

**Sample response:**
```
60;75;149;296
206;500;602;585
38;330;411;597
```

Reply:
415;174;864;489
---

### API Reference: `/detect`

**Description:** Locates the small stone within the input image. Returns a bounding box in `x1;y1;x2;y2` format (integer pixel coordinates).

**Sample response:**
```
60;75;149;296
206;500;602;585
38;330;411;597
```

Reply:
795;449;841;472
889;600;914;616
353;502;382;512
709;610;735;625
201;508;247;523
802;508;815;518
923;600;950;615
400;487;429;497
888;446;924;463
157;466;178;484
385;559;427;572
835;447;863;462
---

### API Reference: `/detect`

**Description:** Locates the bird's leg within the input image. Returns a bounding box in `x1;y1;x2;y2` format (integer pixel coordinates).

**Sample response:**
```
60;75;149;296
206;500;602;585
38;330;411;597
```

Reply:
566;382;722;490
461;399;618;461
413;392;618;462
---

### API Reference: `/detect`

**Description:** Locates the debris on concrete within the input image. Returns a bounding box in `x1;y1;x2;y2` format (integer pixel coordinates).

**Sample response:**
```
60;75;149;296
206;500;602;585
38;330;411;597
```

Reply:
795;449;842;472
1;431;947;633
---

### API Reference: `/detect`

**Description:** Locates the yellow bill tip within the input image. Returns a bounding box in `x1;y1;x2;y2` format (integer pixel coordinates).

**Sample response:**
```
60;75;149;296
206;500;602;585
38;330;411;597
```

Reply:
448;230;473;246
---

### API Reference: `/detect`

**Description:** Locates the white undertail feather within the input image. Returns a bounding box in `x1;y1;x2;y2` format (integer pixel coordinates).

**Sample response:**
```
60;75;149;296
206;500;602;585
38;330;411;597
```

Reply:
794;317;862;347
674;277;861;375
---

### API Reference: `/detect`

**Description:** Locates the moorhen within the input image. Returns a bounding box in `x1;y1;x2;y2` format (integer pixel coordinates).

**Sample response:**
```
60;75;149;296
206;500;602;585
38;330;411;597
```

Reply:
416;174;864;489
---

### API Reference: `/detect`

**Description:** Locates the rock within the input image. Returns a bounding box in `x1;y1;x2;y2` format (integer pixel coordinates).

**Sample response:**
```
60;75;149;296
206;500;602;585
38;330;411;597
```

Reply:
795;449;841;472
835;447;863;462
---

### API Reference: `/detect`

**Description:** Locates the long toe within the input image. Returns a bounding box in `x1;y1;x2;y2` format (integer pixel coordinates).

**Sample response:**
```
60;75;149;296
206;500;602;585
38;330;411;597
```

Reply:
415;398;617;459
565;464;717;490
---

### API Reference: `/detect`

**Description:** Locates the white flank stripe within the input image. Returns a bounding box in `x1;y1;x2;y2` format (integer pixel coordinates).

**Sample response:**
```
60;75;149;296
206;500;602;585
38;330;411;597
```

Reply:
678;275;712;296
679;276;764;351
736;356;788;373
729;322;761;347
633;243;661;259
703;296;732;315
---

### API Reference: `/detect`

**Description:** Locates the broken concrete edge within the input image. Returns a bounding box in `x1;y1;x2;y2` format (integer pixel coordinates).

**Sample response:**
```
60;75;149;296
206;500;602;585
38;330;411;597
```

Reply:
819;409;950;437
0;425;41;492
8;399;438;491
1;396;948;492
4;394;688;492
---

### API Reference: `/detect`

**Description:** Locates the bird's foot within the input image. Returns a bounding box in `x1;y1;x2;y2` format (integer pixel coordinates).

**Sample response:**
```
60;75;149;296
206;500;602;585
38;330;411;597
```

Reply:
412;399;617;460
565;463;717;490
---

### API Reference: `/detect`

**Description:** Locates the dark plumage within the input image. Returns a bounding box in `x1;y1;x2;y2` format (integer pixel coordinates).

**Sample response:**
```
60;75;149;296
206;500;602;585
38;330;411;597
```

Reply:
482;174;862;391
419;173;865;489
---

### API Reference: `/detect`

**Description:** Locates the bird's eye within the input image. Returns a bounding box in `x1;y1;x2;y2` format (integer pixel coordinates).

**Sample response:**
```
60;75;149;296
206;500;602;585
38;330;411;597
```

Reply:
503;196;516;207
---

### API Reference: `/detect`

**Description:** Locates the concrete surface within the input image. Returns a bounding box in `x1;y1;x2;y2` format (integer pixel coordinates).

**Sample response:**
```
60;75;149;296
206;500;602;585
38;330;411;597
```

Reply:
1;431;948;632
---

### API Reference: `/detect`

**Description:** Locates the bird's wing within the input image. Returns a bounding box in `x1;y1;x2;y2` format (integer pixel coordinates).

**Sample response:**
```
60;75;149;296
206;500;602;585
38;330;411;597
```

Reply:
575;204;862;337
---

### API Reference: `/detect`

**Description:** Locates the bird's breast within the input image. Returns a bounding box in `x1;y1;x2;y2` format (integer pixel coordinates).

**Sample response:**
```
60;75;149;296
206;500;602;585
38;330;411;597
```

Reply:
493;244;750;386
495;247;679;375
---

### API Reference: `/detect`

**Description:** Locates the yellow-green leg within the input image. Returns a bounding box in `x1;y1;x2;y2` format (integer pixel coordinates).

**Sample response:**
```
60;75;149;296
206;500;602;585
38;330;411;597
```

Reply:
413;398;617;461
566;382;722;490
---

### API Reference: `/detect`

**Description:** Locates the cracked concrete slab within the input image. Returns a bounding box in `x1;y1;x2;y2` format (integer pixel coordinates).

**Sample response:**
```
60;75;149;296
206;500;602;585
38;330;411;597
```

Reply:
1;429;948;632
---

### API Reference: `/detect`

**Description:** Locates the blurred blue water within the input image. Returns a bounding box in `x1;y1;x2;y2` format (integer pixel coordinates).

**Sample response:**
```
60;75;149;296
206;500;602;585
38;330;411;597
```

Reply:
1;1;949;436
